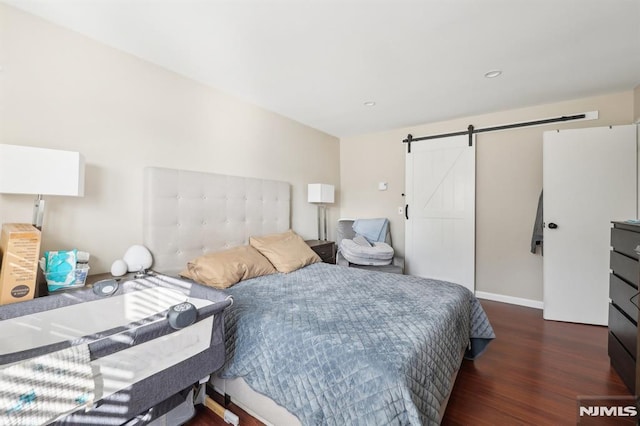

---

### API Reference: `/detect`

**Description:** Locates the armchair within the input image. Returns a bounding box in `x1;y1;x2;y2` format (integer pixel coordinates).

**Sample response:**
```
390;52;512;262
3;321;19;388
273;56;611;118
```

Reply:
336;218;404;274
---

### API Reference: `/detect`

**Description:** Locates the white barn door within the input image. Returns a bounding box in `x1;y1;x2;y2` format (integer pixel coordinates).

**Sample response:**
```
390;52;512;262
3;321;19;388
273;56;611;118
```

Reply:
543;125;637;325
405;134;476;292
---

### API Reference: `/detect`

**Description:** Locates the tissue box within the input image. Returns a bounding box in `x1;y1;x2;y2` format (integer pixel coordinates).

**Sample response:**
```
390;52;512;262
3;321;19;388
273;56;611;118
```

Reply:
0;223;42;305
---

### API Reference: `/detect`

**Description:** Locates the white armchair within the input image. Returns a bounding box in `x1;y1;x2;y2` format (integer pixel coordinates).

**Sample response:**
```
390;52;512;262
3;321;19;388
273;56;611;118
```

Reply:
336;219;404;274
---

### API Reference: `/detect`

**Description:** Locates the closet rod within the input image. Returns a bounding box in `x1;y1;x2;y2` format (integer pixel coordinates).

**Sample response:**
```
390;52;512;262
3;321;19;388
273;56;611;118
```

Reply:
403;113;586;149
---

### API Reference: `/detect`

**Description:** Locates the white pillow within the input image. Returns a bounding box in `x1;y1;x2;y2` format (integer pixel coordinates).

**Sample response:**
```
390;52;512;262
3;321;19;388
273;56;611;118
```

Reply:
353;235;372;247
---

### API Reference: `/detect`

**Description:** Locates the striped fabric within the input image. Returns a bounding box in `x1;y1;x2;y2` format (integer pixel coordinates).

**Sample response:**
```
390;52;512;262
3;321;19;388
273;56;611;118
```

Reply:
0;344;94;426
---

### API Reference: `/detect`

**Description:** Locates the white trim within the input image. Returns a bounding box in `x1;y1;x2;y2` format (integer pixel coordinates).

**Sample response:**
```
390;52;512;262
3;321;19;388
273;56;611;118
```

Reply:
478;110;599;134
475;291;543;310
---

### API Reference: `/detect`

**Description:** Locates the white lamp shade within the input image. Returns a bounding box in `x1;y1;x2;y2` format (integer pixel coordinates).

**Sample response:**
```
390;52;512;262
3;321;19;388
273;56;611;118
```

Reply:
0;144;85;196
308;183;335;204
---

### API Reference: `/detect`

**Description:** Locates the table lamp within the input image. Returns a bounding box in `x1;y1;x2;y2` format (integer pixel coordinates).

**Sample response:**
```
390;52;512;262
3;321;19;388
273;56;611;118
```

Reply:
0;144;85;229
308;183;335;240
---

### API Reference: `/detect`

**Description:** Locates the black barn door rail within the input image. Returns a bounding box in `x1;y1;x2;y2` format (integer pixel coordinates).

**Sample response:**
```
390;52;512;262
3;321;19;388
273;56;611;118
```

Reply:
403;113;587;152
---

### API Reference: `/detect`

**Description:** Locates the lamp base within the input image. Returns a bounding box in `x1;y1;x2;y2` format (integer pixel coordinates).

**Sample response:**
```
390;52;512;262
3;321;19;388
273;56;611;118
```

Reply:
32;194;45;230
317;205;329;241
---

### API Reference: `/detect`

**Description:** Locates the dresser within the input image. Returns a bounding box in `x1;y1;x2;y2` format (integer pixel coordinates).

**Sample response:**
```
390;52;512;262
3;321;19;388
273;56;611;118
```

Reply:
609;221;640;393
305;240;336;264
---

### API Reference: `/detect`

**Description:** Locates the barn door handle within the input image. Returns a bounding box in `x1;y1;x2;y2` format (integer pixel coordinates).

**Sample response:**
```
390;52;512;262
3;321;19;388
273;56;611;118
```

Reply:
405;204;409;220
548;222;558;229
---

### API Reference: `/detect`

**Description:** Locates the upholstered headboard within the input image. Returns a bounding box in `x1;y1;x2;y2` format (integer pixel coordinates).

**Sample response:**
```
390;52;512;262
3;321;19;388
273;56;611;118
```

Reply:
143;167;291;273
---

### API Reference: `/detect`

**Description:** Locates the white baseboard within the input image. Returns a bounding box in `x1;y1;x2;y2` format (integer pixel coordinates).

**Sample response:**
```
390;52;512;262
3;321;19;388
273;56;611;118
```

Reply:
475;291;543;310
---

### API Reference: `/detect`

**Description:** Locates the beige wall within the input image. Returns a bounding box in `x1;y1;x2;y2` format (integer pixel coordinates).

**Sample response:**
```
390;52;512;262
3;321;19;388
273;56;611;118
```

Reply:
0;4;340;273
634;85;640;123
340;91;635;302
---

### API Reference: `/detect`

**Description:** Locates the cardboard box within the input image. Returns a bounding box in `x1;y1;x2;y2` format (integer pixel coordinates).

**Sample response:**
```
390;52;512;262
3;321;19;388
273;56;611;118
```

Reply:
0;223;41;305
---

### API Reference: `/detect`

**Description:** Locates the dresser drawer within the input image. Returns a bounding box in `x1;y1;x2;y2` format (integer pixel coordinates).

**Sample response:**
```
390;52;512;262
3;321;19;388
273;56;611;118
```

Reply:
610;250;639;285
608;331;636;393
609;303;637;360
313;244;334;260
611;227;640;260
610;273;639;320
306;240;336;264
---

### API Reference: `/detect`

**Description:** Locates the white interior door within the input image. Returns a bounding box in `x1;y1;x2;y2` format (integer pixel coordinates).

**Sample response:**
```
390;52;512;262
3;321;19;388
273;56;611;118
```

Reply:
543;124;637;325
405;134;475;292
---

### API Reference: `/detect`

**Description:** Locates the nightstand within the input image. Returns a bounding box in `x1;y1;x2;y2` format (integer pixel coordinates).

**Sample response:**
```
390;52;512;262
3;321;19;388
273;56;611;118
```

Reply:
86;272;137;286
305;240;336;264
36;271;131;297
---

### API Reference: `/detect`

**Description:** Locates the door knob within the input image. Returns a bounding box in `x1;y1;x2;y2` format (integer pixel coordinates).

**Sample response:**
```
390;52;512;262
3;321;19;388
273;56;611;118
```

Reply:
548;222;558;229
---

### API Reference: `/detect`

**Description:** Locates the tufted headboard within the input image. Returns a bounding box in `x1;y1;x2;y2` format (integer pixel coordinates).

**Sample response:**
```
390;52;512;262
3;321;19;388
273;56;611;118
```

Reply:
143;167;291;274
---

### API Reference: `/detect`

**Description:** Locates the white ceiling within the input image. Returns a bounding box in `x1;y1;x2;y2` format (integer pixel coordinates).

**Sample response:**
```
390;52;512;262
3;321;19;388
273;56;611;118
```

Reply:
4;0;640;137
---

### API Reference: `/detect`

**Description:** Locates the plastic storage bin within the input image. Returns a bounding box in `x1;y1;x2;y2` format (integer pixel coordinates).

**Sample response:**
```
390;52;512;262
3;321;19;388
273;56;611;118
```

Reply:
46;265;90;292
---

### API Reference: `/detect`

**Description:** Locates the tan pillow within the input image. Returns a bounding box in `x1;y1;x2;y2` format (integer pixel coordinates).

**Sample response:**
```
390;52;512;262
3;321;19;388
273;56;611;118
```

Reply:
250;229;321;273
180;245;276;288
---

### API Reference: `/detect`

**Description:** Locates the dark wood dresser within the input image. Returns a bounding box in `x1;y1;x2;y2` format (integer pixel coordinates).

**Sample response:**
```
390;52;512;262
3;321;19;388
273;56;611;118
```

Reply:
609;221;640;393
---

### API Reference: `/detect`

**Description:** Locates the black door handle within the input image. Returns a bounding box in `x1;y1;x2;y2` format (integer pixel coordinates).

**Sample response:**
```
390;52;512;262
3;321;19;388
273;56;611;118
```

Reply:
548;222;558;229
405;204;409;220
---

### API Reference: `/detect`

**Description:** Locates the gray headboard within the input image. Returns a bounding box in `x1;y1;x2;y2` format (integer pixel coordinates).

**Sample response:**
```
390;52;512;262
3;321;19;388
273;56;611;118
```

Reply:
143;167;291;273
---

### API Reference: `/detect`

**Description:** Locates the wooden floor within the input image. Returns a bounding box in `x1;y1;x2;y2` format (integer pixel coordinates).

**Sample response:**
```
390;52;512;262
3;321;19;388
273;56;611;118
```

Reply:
188;299;630;425
442;300;629;425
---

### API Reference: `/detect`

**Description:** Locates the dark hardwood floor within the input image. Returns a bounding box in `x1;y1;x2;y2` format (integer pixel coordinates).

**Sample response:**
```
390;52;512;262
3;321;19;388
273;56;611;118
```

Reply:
187;392;264;426
188;300;630;425
442;300;629;425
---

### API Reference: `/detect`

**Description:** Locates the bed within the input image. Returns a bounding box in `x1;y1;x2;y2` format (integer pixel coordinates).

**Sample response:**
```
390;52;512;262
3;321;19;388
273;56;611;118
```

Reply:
143;167;495;425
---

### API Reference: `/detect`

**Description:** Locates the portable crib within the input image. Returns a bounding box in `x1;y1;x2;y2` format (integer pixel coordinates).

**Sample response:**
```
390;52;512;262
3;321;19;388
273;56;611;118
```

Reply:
0;273;231;426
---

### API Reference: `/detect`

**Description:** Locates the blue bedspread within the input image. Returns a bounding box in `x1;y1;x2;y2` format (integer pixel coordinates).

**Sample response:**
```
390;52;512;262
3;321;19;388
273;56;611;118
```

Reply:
220;263;494;425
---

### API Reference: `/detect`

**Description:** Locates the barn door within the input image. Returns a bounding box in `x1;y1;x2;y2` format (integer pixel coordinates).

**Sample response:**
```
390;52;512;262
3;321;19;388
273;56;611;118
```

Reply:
405;134;476;292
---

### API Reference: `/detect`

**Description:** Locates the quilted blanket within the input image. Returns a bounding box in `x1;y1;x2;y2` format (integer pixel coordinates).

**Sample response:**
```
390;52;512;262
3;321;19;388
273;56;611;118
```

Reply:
220;263;494;425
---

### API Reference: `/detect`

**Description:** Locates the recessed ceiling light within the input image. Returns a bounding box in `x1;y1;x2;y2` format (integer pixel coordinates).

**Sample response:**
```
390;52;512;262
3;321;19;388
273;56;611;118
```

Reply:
484;70;502;78
363;101;376;107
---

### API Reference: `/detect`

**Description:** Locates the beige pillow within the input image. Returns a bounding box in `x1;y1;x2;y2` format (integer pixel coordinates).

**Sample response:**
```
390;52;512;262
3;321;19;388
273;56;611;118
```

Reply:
180;245;276;288
250;229;321;273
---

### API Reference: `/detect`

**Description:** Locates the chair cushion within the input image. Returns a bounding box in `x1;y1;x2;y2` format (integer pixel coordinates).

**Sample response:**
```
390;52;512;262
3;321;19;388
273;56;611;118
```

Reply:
352;235;372;247
339;239;394;266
